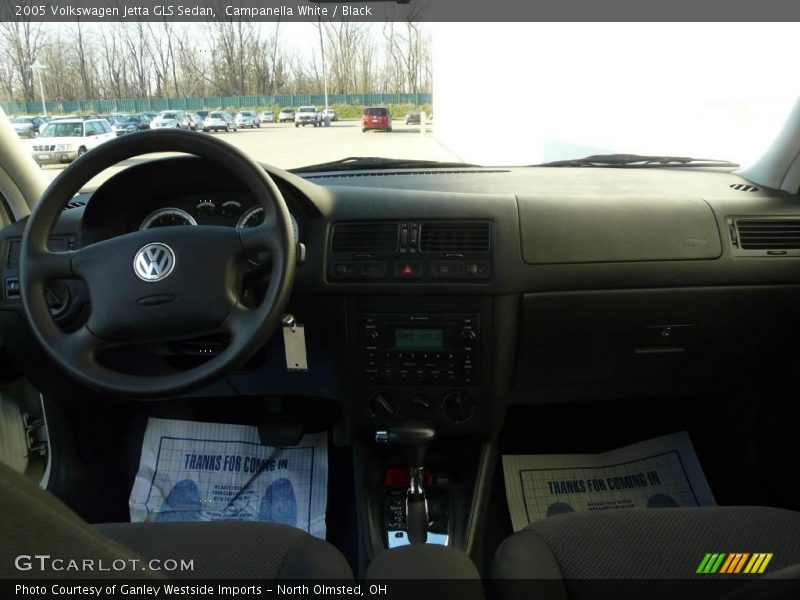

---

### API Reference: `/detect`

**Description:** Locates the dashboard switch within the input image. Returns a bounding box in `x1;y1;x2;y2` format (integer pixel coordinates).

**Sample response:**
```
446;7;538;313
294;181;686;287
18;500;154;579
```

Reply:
333;262;356;278
462;261;490;279
394;260;423;279
431;261;459;279
360;261;387;278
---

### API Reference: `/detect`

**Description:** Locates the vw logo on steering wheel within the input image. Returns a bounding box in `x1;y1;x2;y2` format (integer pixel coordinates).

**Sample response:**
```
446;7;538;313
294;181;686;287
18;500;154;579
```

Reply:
133;243;176;282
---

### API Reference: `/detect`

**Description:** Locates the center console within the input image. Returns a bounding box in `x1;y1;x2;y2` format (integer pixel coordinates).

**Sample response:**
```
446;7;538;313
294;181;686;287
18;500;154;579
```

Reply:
346;296;495;564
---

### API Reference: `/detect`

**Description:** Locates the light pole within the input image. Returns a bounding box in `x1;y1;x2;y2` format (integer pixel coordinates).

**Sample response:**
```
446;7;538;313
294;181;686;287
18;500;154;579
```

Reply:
317;17;329;113
31;62;47;116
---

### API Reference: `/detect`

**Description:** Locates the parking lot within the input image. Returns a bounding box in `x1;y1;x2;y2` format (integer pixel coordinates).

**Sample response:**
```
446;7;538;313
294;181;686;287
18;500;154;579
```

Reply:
34;119;458;186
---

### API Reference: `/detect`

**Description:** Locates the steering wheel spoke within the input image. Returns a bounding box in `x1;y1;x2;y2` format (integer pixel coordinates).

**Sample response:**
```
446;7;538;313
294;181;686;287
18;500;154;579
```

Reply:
54;324;108;364
26;249;80;280
221;304;254;340
238;219;282;255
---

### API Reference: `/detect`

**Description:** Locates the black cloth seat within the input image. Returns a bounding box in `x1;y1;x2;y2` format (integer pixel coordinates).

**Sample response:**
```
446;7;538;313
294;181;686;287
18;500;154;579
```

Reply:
0;461;352;579
493;506;800;600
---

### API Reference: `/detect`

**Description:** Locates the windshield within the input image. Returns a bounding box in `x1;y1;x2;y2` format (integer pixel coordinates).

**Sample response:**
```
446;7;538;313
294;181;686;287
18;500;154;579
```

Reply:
11;117;33;124
1;22;797;175
41;122;83;137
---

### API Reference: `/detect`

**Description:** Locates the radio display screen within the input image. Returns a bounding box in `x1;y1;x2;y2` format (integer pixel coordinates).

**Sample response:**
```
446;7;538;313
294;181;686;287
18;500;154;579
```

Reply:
394;328;444;349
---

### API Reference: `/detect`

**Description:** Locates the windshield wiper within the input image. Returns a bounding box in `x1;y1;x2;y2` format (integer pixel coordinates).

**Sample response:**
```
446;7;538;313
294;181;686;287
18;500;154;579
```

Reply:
535;154;739;168
290;156;481;174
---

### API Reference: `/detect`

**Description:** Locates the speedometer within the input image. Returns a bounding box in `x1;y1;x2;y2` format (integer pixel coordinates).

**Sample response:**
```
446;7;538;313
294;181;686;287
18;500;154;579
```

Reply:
140;208;198;230
236;206;299;243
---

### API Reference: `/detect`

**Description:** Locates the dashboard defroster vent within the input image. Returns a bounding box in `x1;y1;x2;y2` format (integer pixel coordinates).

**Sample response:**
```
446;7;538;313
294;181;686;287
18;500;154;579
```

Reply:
331;222;399;253
729;183;760;193
420;222;491;253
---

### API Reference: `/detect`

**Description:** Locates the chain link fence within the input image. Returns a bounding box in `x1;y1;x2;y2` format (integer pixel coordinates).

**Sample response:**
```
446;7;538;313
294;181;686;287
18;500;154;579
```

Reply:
1;93;432;115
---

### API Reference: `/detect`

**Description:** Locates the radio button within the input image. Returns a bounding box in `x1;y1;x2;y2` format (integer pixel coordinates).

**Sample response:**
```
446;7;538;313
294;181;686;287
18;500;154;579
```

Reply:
460;329;477;341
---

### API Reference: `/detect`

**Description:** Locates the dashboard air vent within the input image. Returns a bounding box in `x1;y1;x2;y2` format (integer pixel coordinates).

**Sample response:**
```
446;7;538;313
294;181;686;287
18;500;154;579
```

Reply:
730;183;760;193
420;222;491;253
64;200;86;210
331;223;398;252
735;218;800;250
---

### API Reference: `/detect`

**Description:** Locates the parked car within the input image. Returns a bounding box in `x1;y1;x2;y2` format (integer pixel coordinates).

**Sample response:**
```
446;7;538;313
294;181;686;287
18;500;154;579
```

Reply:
322;109;338;122
362;106;393;132
10;116;46;138
405;111;421;125
97;115;125;135
134;114;153;127
186;113;201;131
115;115;151;135
202;111;237;132
234;111;259;129
278;108;295;123
295;106;322;127
259;111;275;124
150;110;190;130
30;118;114;165
194;110;210;131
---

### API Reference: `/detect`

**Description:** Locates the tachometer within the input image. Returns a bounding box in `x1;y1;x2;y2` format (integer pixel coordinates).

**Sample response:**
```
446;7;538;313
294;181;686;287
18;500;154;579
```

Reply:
139;208;198;230
236;206;299;243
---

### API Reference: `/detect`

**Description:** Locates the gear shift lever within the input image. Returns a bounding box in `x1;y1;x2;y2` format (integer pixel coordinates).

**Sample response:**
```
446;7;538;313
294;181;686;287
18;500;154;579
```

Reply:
375;425;436;544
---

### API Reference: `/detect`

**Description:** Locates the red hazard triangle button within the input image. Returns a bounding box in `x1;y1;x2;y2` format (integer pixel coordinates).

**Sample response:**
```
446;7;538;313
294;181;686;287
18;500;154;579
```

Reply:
394;260;423;279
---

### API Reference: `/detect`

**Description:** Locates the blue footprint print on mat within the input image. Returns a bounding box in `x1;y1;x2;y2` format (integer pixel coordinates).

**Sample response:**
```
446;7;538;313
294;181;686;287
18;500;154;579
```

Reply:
258;478;298;526
155;479;202;521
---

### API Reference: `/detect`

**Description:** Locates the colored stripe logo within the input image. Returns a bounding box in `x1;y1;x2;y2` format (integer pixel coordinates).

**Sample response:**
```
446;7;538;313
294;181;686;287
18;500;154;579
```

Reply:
696;553;773;574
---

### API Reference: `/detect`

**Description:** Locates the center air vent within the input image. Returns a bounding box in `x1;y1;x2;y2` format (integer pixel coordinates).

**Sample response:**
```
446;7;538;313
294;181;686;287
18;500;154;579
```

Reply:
419;222;491;253
732;218;800;254
331;222;398;253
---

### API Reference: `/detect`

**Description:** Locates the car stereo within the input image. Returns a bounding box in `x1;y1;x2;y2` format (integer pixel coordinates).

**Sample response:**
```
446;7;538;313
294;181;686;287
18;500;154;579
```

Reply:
360;313;479;385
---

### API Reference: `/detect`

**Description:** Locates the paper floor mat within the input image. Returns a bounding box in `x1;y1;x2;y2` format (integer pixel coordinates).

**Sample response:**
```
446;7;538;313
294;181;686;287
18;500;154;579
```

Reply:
503;431;715;531
129;418;328;539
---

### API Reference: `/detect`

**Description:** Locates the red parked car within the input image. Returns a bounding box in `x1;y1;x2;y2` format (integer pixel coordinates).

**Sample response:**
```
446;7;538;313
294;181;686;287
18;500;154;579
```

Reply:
362;106;393;132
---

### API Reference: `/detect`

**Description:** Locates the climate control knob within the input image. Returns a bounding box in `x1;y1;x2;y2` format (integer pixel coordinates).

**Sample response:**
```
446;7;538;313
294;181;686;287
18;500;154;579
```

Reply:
441;391;475;424
368;391;401;420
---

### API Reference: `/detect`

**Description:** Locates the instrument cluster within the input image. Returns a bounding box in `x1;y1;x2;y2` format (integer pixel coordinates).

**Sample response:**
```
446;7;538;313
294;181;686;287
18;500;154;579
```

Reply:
138;194;300;243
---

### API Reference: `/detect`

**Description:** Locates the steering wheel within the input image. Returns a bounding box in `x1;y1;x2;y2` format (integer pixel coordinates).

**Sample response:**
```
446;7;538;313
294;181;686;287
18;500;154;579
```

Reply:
20;130;296;397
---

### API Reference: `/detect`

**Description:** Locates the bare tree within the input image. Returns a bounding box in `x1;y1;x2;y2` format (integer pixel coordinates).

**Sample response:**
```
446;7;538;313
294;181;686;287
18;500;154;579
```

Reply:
0;21;46;101
75;21;94;99
121;22;153;98
0;22;432;104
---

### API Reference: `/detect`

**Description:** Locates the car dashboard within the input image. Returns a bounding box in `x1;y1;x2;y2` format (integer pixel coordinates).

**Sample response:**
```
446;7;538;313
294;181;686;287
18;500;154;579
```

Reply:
1;157;800;431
